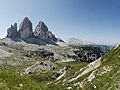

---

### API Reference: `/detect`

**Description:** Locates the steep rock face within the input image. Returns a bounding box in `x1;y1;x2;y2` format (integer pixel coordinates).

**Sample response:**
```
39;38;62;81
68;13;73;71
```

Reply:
7;23;17;38
19;17;33;38
34;21;57;41
5;17;65;45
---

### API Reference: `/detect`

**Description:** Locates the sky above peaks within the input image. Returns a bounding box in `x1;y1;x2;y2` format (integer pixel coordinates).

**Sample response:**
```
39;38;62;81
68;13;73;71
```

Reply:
0;0;120;45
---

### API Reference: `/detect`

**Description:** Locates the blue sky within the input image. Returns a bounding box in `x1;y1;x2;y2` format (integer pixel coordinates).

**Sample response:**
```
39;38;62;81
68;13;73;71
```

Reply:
0;0;120;45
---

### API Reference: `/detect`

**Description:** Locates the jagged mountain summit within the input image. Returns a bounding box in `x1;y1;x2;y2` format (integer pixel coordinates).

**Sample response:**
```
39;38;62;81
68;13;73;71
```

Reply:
34;21;57;41
67;38;95;46
6;17;65;46
7;23;17;38
18;17;33;38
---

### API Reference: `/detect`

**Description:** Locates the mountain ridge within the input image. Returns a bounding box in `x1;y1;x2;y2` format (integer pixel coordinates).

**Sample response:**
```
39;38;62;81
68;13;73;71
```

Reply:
0;17;118;90
6;17;65;46
67;37;95;46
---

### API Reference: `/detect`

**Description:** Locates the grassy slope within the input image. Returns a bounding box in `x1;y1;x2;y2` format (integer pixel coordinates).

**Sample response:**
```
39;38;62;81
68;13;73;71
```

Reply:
53;45;120;90
0;70;68;90
0;62;88;90
0;44;119;90
82;46;120;90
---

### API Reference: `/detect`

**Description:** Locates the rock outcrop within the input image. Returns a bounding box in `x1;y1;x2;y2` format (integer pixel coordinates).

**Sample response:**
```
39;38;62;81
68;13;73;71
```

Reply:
7;23;17;38
5;17;65;45
18;17;33;38
34;21;57;41
25;61;57;74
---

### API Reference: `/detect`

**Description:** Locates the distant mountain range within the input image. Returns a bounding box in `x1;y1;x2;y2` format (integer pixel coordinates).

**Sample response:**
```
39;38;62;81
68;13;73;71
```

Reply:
66;38;95;46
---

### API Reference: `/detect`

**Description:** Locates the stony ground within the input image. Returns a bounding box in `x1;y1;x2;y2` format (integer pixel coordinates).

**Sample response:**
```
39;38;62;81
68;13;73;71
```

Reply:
0;47;11;57
0;38;118;90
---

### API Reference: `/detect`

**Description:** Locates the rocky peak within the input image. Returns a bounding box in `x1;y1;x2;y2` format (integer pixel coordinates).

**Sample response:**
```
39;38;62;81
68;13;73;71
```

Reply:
34;21;57;41
5;17;64;45
19;17;33;38
19;17;31;28
38;21;48;32
34;21;48;39
7;23;17;38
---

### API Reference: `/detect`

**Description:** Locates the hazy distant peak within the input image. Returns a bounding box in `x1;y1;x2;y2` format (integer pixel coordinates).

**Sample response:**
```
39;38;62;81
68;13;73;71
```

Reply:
67;37;95;46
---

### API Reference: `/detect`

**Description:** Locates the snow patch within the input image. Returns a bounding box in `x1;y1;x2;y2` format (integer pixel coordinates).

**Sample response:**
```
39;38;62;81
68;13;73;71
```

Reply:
114;43;120;49
68;57;101;82
67;87;72;90
56;67;67;81
87;71;95;82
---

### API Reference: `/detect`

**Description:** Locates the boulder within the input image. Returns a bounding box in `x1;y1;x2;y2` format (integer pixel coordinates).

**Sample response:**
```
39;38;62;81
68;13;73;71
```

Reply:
18;17;33;38
7;23;17;38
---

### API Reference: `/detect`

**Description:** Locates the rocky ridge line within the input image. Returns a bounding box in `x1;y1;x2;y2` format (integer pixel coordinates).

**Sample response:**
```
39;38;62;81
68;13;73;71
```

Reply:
6;17;64;45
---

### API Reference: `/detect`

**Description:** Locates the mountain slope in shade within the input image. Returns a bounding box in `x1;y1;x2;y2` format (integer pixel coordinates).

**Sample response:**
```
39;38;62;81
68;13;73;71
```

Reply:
66;38;95;46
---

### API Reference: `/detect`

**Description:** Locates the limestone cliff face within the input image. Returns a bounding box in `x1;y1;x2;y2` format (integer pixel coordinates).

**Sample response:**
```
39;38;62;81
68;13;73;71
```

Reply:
18;17;33;38
34;21;57;41
7;23;17;38
6;17;64;45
